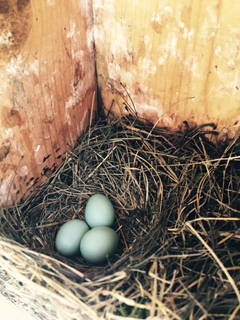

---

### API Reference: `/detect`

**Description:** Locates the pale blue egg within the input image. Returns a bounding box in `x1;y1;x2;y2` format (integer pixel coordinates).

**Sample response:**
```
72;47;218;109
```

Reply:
80;226;119;264
85;194;115;228
55;219;89;257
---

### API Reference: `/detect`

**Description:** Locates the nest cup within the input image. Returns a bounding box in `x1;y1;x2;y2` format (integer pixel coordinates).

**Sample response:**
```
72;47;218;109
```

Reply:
1;112;240;320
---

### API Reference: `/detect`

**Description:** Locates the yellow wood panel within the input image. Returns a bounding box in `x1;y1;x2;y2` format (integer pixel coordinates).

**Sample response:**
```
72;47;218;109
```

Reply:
0;0;96;206
93;0;240;140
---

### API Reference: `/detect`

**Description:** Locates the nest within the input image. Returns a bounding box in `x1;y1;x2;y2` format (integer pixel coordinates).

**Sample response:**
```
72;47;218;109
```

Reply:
1;111;240;320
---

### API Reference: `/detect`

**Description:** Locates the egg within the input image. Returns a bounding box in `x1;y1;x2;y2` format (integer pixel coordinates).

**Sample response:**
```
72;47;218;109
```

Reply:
55;219;89;257
85;194;115;228
80;226;119;264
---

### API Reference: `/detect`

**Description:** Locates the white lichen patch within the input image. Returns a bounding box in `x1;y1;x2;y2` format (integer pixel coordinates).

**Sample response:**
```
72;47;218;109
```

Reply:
228;60;235;70
158;32;179;62
182;28;194;39
151;5;173;24
215;45;221;57
4;128;14;139
138;58;157;75
6;55;24;78
94;1;132;62
65;81;83;125
71;49;84;60
29;60;39;77
0;31;13;47
201;5;220;39
109;23;133;62
46;0;56;6
67;20;76;39
87;27;94;51
5;55;40;79
183;55;199;74
34;145;41;153
93;0;115;14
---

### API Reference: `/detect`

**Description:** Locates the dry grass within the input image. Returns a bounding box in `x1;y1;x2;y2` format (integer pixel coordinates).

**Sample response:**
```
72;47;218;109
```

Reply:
1;109;240;320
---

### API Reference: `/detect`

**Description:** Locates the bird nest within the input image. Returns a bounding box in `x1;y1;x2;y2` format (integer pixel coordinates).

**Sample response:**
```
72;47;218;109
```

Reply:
1;112;240;320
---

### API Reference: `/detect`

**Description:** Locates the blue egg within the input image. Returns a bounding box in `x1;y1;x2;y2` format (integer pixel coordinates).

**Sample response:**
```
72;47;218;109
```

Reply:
80;226;119;264
85;194;115;228
55;219;89;257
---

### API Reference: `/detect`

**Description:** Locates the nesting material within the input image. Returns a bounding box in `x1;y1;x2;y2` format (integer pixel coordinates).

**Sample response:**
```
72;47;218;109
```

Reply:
1;112;240;320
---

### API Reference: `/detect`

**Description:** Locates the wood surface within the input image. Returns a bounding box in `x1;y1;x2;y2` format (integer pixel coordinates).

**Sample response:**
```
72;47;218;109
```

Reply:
0;0;96;206
93;0;240;141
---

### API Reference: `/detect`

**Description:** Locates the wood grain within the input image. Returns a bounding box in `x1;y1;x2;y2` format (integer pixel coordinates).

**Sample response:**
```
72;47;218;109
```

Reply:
0;0;96;205
93;0;240;141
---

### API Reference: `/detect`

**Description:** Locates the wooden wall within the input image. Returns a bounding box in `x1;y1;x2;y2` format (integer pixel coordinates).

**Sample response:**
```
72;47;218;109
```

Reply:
93;0;240;140
0;0;96;206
